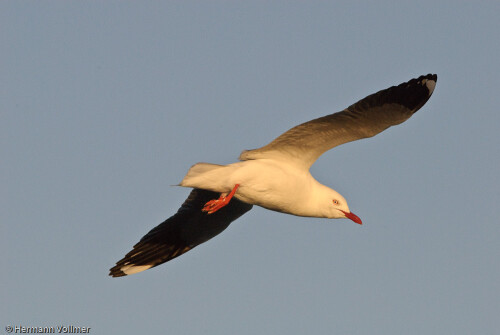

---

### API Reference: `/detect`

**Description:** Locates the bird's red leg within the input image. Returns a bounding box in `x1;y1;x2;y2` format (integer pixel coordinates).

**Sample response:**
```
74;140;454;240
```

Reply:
202;184;240;214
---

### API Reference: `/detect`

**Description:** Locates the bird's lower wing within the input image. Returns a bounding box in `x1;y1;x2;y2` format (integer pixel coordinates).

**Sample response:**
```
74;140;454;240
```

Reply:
239;74;437;170
109;188;253;277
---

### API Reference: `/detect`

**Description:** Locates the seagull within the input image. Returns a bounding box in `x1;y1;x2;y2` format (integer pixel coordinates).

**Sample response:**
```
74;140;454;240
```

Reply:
109;74;437;277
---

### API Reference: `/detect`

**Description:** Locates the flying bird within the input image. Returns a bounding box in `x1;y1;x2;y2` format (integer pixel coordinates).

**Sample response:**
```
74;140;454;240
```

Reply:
109;74;437;277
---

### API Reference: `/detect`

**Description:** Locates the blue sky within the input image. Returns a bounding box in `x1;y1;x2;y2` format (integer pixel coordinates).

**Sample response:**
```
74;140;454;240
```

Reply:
2;1;499;334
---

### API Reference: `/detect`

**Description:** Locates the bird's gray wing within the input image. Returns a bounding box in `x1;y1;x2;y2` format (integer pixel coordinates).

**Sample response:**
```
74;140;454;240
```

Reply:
109;188;252;277
239;74;437;170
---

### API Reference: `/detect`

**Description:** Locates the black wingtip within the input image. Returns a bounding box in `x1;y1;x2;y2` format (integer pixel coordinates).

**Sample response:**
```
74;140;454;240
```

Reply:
415;73;437;97
384;73;438;113
109;267;126;278
109;262;154;278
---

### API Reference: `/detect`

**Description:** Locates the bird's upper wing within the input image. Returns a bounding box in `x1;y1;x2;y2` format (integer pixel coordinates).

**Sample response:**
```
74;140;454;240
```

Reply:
109;188;252;277
239;74;437;170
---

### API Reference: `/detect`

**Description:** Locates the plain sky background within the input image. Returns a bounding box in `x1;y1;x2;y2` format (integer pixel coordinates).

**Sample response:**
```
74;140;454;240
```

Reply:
2;1;499;334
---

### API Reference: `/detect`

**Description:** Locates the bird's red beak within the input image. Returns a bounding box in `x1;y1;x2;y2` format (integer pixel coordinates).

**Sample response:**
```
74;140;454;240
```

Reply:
340;210;362;225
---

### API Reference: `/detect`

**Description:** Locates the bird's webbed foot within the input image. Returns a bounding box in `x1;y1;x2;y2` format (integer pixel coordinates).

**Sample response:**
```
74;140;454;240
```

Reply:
202;184;240;214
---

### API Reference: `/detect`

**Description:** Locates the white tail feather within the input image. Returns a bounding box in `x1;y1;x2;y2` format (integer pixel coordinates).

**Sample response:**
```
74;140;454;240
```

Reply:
179;162;231;192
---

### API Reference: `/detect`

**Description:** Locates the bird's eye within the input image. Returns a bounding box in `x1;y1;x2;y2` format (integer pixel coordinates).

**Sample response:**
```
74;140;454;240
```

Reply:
333;199;339;205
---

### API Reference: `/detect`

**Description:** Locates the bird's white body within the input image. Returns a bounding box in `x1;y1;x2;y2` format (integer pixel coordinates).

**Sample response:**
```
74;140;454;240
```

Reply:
180;159;350;219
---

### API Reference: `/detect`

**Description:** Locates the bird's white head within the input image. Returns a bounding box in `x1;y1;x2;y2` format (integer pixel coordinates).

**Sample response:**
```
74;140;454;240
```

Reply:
319;186;362;224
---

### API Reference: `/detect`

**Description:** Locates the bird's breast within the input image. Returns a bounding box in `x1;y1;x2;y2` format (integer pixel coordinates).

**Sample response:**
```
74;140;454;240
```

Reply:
229;160;314;215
